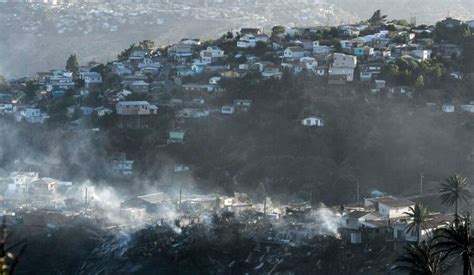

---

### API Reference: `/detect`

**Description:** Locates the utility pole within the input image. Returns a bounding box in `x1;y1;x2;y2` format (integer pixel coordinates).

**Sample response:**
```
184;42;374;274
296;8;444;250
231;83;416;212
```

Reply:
84;187;88;213
420;172;424;196
263;197;266;218
309;190;313;206
179;189;182;211
260;181;267;220
356;181;360;205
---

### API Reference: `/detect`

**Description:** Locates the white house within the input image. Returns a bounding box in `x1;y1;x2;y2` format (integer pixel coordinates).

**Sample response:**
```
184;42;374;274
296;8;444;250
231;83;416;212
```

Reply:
47;71;75;91
329;68;355;84
237;39;254;49
411;50;432;61
365;196;415;219
393;213;452;242
340;40;353;50
284;46;305;60
0;103;14;114
16;108;44;124
129;49;147;61
442;104;455;113
375;80;386;89
80;72;102;87
95;106;113;117
332;53;357;68
200;46;224;64
130;80;149;93
221;105;235;115
301;117;324;127
209;76;221;85
3;171;39;199
254;61;274;72
329;53;357;82
116;101;158;116
233;99;252;109
299;57;318;72
138;58;161;75
237;34;257;48
461;104;474;113
112;62;132;76
113;159;134;175
168;43;193;58
341;211;384;230
261;66;283;80
313;45;333;56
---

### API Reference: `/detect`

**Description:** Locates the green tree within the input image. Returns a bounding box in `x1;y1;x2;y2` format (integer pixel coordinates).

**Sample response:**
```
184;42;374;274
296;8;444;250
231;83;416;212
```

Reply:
0;75;9;93
404;202;430;243
415;75;425;88
251;41;268;56
462;36;474;72
332;39;343;53
66;54;79;75
440;175;472;224
434;19;471;44
382;63;400;84
0;217;27;275
82;91;102;108
271;25;286;37
393;241;445;275
222;31;234;40
368;10;387;27
393;19;411;27
434;217;474;275
117;43;137;61
138;40;155;52
24;80;37;101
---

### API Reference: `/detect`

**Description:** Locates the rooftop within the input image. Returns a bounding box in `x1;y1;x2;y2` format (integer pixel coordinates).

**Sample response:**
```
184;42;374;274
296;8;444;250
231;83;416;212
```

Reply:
286;46;305;52
344;211;371;220
376;196;415;208
117;101;150;106
137;192;168;204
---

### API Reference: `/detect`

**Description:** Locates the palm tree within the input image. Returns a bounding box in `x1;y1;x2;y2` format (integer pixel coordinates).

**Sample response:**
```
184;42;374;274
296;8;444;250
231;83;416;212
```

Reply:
404;202;430;243
393;241;445;275
434;217;474;275
0;217;27;275
440;175;472;224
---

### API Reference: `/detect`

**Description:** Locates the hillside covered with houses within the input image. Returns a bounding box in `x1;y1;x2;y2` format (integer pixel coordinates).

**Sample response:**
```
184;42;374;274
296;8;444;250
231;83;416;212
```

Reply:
0;11;474;204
